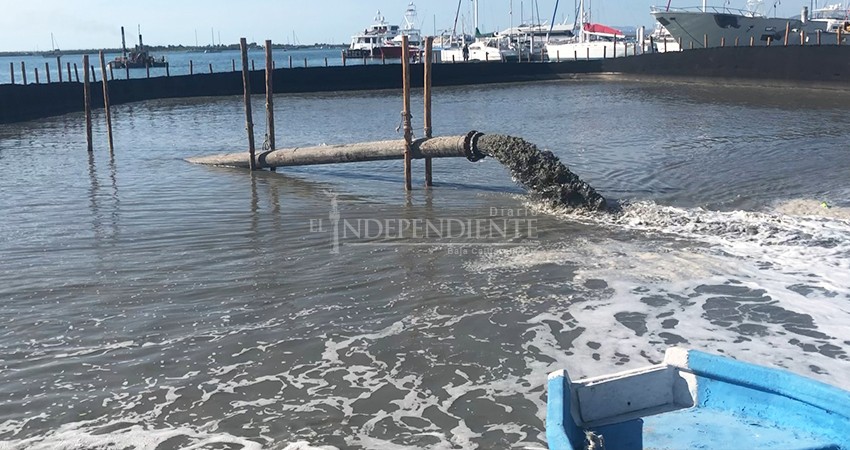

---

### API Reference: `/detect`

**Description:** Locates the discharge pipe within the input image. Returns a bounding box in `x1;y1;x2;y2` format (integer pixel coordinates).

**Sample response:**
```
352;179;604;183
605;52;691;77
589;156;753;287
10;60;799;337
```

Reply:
186;131;488;169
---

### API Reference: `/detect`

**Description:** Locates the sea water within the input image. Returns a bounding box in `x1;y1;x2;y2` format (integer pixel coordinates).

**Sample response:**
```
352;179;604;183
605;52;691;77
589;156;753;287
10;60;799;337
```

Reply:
1;79;849;448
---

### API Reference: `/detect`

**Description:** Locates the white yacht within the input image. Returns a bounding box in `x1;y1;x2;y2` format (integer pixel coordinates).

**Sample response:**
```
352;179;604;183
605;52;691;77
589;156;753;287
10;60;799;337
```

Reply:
545;0;638;60
439;0;519;62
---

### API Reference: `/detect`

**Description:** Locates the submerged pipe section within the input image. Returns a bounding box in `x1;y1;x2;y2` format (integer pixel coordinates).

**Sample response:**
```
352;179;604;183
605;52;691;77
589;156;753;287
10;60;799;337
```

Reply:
187;131;606;210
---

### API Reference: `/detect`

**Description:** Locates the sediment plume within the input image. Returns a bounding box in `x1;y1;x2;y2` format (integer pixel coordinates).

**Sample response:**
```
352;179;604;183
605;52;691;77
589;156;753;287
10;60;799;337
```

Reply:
478;134;607;211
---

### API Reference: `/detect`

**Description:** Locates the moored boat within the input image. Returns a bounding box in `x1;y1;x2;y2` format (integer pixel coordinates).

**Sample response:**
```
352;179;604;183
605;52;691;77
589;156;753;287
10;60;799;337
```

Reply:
109;26;168;69
650;1;845;49
545;0;637;60
345;3;422;59
547;347;850;450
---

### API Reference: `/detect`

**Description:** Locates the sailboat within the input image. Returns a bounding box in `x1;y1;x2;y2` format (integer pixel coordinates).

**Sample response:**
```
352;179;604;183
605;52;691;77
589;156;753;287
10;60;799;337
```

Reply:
205;28;222;53
41;33;62;58
439;0;519;62
545;0;636;60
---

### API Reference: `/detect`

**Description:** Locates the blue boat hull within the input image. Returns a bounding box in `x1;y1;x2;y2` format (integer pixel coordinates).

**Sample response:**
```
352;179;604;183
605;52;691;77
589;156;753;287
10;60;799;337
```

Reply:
547;348;850;450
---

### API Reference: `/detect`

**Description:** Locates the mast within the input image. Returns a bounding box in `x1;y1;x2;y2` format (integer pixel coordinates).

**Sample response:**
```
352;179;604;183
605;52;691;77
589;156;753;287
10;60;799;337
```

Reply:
121;26;127;58
547;0;560;42
579;0;586;43
702;0;707;12
473;0;479;34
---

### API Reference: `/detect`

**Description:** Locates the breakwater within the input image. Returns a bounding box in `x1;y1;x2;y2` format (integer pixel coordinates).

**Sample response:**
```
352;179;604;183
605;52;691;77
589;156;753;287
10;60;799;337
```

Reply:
3;45;850;124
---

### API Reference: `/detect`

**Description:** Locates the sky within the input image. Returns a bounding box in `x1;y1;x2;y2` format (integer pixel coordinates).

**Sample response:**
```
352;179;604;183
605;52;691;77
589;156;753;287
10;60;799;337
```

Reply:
0;0;812;52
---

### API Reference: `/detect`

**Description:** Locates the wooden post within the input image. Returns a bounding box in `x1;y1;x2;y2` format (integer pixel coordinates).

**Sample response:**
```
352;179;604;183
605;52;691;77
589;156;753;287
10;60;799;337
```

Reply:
424;36;433;187
735;36;739;47
678;37;683;51
720;37;725;47
603;46;607;59
91;65;97;82
265;40;276;155
9;62;13;84
704;34;708;48
612;34;617;58
304;57;308;68
21;61;27;85
56;57;62;82
252;60;255;71
342;51;346;66
45;62;51;83
452;55;455;63
574;50;577;60
750;36;755;47
817;30;822;46
586;47;590;60
767;36;772;47
363;55;367;65
401;35;412;191
109;65;114;80
240;38;257;170
73;63;79;82
838;26;842;45
556;50;560;62
190;59;193;74
67;62;71;81
209;63;213;74
382;52;386;64
664;38;667;52
289;55;292;68
146;62;150;78
34;67;39;84
784;22;790;46
801;30;806;45
83;55;92;152
690;40;694;50
325;57;328;67
165;64;170;77
232;59;236;71
99;51;114;154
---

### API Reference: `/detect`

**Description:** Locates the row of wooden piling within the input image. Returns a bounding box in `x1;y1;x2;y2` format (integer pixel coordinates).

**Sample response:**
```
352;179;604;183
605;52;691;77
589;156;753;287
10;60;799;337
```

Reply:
81;52;115;154
231;35;435;190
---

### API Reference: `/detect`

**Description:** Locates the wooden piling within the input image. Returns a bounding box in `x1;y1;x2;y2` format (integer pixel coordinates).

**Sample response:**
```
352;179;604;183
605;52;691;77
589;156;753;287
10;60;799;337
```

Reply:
817;30;822;45
252;60;255;71
264;40;276;155
21;61;27;85
73;63;79;82
232;59;236;71
109;64;114;80
289;55;292;68
45;62;51;83
190;60;193;75
784;22;790;46
767;36;772;47
603;46;607;59
324;57;328;67
423;36;433;187
209;63;213;74
678;37;683;51
9;62;13;84
146;62;150;78
720;37;725;47
750;36;755;47
304;57;307;68
556;50;560;62
342;51;346;66
704;34;708;48
240;38;257;170
165;64;170;77
838;27;842;45
382;52;386;64
586;48;590;60
56;57;62;82
67;62;71;81
735;36;739;47
90;65;96;82
34;67;39;84
83;55;92;152
99;51;114;154
363;55;367;65
401;35;412;191
125;61;129;80
801;30;806;45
